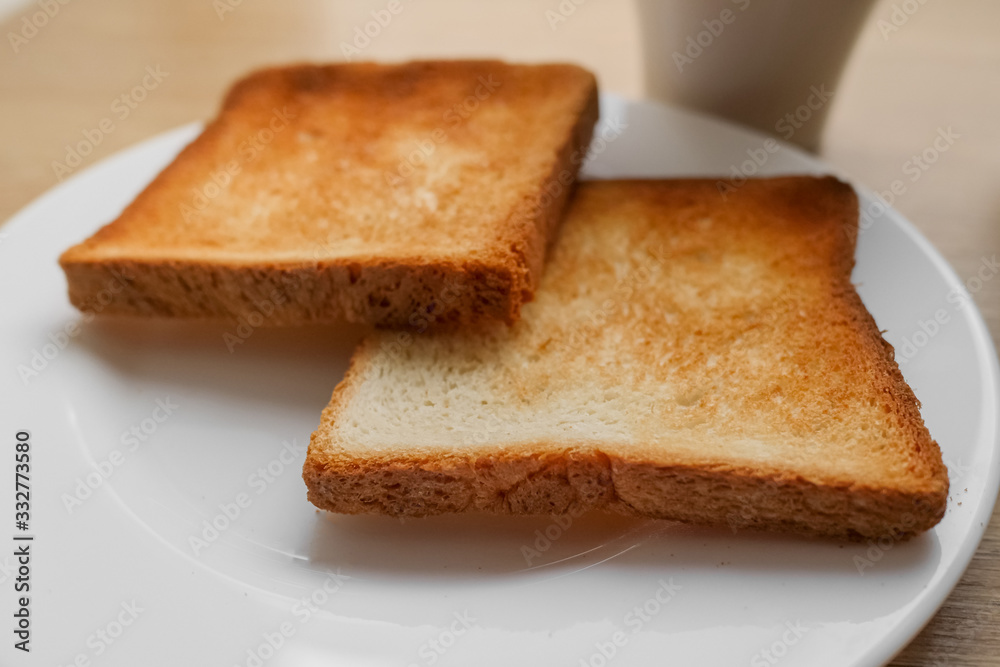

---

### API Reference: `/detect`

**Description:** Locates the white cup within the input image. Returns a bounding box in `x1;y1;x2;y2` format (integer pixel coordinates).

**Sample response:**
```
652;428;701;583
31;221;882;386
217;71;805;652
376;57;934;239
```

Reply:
639;0;876;151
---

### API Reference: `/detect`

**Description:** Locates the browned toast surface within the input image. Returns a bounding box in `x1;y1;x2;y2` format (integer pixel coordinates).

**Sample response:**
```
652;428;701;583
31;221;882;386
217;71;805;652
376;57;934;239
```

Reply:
303;177;948;540
60;61;599;326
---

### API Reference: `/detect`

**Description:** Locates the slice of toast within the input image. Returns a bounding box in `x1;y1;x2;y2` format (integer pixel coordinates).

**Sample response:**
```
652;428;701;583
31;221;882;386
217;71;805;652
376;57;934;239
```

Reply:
59;61;599;327
303;177;949;540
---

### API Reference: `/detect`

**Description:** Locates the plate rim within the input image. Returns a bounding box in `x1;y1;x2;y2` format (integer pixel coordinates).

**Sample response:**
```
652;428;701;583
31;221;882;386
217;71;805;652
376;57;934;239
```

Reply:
3;94;999;667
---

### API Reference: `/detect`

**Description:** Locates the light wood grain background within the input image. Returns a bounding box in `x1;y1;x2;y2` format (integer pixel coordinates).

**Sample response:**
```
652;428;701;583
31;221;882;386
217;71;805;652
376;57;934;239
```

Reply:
1;1;997;664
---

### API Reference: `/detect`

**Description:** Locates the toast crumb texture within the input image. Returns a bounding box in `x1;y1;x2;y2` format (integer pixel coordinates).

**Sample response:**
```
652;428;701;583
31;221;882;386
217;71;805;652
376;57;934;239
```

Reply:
59;61;600;326
304;177;949;540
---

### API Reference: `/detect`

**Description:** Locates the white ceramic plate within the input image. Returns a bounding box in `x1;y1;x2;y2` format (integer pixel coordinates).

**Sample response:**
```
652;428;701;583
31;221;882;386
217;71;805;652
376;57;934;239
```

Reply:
1;95;997;667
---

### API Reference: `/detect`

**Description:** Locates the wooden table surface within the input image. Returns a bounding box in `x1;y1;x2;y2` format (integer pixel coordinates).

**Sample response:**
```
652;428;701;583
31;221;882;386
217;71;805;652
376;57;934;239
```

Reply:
1;0;997;664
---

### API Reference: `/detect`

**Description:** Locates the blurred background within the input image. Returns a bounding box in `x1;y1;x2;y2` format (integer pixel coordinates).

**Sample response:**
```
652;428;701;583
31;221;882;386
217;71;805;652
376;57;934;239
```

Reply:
1;1;997;664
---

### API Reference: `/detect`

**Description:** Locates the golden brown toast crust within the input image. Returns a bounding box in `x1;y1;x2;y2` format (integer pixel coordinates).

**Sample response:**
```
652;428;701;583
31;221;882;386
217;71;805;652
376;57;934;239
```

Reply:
59;61;600;326
303;177;949;540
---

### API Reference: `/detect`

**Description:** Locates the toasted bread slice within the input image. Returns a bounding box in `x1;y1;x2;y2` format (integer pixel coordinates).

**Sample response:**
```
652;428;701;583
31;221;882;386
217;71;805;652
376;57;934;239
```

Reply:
60;61;599;326
303;177;949;540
